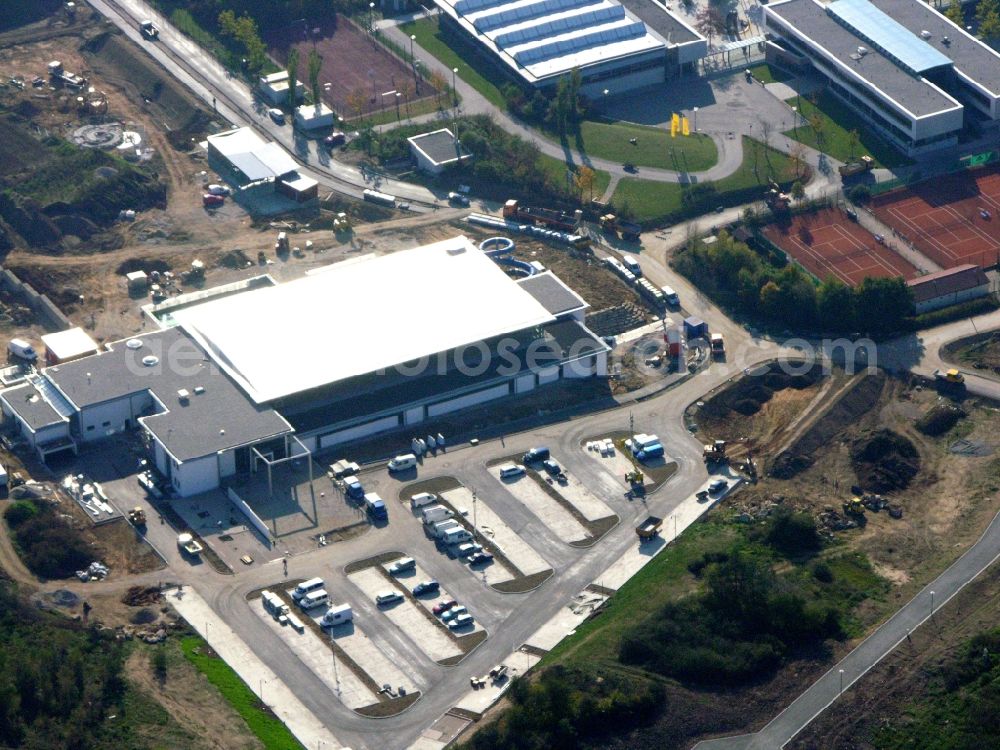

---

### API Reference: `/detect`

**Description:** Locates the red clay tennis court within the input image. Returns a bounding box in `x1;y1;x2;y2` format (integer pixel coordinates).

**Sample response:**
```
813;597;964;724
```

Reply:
871;165;1000;271
762;208;918;286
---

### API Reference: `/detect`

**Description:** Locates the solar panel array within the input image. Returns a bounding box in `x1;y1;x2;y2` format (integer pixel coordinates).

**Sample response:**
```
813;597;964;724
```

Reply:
455;0;514;17
827;0;952;73
472;0;602;33
512;20;646;64
495;6;626;47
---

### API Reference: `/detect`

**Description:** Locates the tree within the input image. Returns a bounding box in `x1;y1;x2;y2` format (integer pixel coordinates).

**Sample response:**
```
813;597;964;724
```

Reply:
817;277;855;331
574;165;597;202
346;87;366;122
286;46;301;112
848;128;860;160
429;70;447;107
217;10;267;73
307;48;323;106
790;180;805;202
944;0;965;26
977;0;1000;36
855;276;913;335
695;7;725;43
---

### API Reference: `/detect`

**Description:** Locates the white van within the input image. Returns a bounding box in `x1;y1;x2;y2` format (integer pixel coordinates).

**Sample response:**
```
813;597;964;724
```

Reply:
291;577;325;601
7;338;36;362
299;589;330;610
388;454;417;472
410;492;437;509
321;603;353;627
498;463;525;479
661;285;680;306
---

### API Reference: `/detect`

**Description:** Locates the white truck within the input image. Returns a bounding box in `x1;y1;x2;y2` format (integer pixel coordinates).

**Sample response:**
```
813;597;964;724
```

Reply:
442;527;473;545
431;519;462;538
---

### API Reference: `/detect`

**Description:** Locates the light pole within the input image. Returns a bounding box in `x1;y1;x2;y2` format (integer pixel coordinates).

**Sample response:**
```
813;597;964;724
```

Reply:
930;589;935;616
838;668;844;697
410;35;418;90
693;106;698;132
369;2;376;34
395;92;401;120
452;67;459;107
472;491;478;539
672;513;678;540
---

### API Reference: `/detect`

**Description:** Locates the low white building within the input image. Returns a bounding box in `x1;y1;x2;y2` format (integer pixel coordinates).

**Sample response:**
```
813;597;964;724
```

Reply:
258;71;305;106
907;264;991;313
407;129;472;174
294;102;336;130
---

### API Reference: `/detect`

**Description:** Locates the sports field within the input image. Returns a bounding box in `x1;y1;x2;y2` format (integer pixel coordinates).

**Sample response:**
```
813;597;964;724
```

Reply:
871;165;1000;270
763;208;918;286
267;15;440;119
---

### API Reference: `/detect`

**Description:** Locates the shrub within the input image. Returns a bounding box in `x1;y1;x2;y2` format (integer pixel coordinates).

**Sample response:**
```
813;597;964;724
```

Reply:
8;503;93;579
764;507;822;558
813;562;834;583
916;404;966;436
847;184;871;204
4;500;38;528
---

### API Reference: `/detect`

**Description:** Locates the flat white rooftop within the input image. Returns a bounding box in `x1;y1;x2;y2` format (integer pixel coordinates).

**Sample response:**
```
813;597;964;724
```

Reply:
207;127;299;182
174;237;557;403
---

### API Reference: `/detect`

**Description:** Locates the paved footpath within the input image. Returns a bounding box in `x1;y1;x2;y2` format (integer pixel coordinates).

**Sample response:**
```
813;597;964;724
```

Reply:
695;506;1000;749
169;585;346;750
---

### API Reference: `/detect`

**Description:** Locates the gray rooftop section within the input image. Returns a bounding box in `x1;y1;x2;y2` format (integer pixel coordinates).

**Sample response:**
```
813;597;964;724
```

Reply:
45;327;291;462
827;0;951;74
517;272;589;315
616;0;699;45
407;129;469;166
767;0;959;116
0;383;66;432
870;0;1000;96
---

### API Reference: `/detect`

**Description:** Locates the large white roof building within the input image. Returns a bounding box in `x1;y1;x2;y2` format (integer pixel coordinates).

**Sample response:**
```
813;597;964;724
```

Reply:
433;0;706;94
0;237;608;498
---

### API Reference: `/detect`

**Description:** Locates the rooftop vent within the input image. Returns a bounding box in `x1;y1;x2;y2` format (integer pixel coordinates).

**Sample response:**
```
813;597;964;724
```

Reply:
920;29;931;39
193;385;205;395
857;46;867;56
142;355;159;367
942;35;951;45
177;389;190;402
126;339;143;350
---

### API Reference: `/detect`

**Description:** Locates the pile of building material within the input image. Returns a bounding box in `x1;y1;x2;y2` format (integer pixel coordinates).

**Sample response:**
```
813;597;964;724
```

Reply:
76;561;109;581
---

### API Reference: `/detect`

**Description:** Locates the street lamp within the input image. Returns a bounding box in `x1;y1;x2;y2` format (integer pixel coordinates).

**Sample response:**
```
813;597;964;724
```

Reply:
930;590;935;615
693;106;698;132
452;66;459;106
369;2;376;34
472;491;478;539
410;34;419;91
838;668;844;696
395;92;401;120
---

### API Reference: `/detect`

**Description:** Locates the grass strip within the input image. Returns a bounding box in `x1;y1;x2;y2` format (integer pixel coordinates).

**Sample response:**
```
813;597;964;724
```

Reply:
180;636;305;750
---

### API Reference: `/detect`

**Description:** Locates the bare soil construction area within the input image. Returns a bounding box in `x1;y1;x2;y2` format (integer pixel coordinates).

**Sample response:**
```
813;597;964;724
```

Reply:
942;330;1000;376
694;364;1000;609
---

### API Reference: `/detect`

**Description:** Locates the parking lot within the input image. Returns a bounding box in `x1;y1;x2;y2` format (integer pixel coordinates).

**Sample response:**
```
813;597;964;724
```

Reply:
348;566;464;663
490;469;592;544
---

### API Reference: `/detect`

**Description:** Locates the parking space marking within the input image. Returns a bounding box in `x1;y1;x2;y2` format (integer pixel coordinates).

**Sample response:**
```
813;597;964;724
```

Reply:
537;455;616;521
386;559;485;635
489;472;591;543
251;603;377;709
348;567;462;662
441;488;551;578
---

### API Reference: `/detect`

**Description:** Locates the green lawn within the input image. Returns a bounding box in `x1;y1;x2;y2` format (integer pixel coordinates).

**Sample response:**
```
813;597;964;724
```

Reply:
546;516;742;666
576;120;718;172
180;637;304;750
784;92;911;168
745;62;794;84
611;136;801;223
402;18;718;173
539;154;612;201
401;18;507;108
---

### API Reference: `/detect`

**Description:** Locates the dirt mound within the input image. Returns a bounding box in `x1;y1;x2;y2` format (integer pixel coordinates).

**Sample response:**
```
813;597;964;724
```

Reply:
916;404;966;436
130;608;158;625
121;585;162;607
851;429;920;492
770;453;814;479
